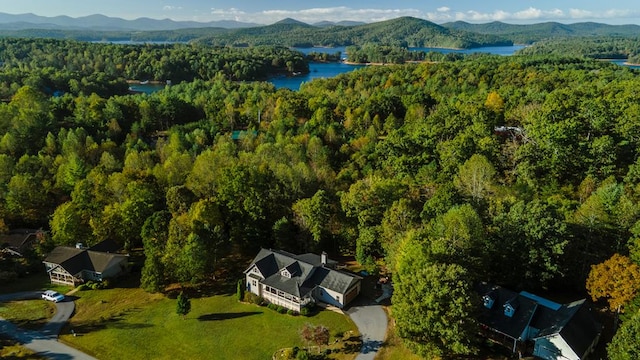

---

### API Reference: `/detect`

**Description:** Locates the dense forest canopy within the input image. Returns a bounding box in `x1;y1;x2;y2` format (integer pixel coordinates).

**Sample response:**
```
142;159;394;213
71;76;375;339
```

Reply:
517;36;640;61
2;37;640;357
0;38;307;99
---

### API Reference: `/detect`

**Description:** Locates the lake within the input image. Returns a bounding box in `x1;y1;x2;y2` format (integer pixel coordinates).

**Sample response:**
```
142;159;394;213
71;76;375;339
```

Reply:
129;45;639;93
272;45;527;90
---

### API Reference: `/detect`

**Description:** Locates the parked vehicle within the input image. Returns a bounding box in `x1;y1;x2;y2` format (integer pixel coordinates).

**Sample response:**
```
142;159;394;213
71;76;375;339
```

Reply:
42;290;65;302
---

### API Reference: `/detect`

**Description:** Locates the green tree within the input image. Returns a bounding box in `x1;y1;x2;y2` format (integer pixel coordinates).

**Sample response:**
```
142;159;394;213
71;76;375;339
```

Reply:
393;234;478;358
176;291;191;319
292;190;330;248
453;154;495;203
236;279;244;301
608;312;640;360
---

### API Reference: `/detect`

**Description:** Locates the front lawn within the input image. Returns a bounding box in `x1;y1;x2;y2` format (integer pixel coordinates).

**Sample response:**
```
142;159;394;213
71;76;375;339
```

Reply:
0;300;55;330
60;285;358;360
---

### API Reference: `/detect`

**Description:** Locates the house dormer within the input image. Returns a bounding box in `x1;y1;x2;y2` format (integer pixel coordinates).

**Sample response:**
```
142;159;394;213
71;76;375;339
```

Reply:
281;268;292;278
483;292;496;309
504;297;519;317
281;262;301;278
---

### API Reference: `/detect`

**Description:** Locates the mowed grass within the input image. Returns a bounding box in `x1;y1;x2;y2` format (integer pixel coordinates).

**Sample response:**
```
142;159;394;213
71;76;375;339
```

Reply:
60;286;358;360
0;336;45;359
0;300;56;330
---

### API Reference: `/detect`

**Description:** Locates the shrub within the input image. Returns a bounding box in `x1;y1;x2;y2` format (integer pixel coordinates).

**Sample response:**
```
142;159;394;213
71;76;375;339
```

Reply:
287;309;295;316
243;292;264;305
76;284;89;291
101;279;112;289
281;348;294;359
277;305;287;314
295;349;310;360
300;307;310;316
268;303;278;311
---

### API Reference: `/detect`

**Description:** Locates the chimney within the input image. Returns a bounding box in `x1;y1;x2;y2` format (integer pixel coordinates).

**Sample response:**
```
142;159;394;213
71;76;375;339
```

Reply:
321;251;327;266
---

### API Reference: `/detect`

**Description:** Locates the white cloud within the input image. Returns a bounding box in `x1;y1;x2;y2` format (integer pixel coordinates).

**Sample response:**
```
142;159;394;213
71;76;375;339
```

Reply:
201;6;640;25
163;5;182;11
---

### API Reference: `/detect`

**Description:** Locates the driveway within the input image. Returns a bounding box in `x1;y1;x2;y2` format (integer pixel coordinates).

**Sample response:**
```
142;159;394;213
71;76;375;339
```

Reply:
346;302;388;360
0;290;97;360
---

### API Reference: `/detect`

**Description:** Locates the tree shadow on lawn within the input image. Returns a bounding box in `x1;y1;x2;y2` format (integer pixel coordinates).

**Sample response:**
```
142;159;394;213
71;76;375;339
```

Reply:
197;311;262;321
68;315;152;335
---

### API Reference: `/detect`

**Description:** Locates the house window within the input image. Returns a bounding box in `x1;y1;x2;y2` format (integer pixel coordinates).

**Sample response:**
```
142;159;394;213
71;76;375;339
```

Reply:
336;295;340;303
252;280;257;287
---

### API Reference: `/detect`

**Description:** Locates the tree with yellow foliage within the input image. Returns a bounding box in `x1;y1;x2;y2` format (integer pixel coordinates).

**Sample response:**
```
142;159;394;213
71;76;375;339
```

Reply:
586;254;640;312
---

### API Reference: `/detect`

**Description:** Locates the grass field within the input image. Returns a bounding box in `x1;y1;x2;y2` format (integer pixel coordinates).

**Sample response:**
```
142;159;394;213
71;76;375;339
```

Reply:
59;282;358;360
0;336;44;359
0;300;56;330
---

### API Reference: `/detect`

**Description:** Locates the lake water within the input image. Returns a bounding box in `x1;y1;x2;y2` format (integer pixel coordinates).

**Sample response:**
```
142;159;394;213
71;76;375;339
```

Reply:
129;45;639;93
273;45;527;90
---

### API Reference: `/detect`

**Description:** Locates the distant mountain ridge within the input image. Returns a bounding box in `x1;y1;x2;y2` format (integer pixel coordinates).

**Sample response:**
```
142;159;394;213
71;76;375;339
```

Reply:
0;12;258;31
442;20;640;44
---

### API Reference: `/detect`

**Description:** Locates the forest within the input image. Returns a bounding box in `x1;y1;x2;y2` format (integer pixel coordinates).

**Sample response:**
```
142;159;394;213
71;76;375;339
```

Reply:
1;38;640;358
517;36;640;62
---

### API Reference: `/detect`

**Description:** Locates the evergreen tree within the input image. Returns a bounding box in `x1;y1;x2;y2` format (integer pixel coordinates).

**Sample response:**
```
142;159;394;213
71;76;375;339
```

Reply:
176;291;191;319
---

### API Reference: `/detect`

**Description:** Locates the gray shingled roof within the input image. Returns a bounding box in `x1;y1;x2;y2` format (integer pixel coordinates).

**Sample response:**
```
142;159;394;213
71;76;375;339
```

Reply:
44;241;127;276
245;248;361;296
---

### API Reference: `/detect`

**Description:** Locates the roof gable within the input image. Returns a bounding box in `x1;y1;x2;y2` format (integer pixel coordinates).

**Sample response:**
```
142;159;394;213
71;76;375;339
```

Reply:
44;245;127;275
247;248;361;297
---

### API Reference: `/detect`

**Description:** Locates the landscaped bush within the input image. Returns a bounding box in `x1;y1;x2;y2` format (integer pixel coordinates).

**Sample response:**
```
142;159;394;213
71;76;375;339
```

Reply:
300;304;316;317
243;292;264;305
277;305;286;314
287;309;296;316
267;303;278;311
84;280;110;290
295;349;310;360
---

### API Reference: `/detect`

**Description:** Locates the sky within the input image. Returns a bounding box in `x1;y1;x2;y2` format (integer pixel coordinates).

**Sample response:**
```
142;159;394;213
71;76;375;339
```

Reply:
3;1;640;25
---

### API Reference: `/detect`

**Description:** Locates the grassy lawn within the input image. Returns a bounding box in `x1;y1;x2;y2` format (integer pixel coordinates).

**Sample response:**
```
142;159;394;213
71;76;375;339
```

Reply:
0;336;45;359
60;284;358;360
0;300;56;330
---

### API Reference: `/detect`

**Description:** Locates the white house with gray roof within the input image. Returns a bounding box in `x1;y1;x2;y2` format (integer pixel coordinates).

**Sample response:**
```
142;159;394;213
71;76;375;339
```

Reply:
244;249;362;312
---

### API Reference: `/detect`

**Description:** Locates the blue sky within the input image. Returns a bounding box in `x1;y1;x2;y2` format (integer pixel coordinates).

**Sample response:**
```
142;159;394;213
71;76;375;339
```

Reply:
3;1;640;25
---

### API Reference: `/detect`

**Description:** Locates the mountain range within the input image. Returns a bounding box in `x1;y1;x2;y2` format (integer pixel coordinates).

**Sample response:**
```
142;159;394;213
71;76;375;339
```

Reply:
0;13;638;48
0;13;370;31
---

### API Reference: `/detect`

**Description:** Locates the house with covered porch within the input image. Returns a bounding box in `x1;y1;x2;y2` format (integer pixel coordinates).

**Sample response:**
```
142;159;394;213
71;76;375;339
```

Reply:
244;248;362;312
43;240;129;286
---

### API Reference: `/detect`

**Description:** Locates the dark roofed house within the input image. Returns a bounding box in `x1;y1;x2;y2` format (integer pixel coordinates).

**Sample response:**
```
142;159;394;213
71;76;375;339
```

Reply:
0;229;44;255
477;283;601;360
244;249;362;312
43;240;129;286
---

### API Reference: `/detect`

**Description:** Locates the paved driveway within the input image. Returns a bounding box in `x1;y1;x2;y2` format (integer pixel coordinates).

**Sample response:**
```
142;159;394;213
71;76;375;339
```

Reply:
346;303;388;360
0;291;96;360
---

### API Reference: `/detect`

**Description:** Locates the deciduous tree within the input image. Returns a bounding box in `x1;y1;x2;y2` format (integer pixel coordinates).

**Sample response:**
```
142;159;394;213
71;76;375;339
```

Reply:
586;254;640;312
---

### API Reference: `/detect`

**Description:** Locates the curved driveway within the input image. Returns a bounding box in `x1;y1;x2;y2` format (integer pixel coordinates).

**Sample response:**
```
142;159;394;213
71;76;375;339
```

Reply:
346;302;388;360
0;291;96;360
